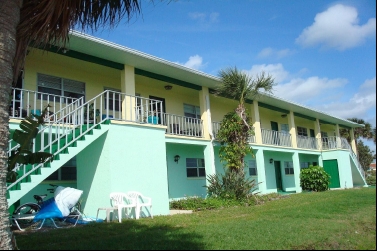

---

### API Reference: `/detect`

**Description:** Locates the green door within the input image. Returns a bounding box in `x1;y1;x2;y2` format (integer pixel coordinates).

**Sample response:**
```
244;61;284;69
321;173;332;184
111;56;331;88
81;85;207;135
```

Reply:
274;161;283;191
323;160;340;188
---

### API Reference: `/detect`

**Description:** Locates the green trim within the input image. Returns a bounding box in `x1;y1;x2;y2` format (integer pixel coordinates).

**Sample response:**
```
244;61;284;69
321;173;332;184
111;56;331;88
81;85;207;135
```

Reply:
339;124;351;130
38;45;125;70
319;119;335;125
294;112;316;121
135;69;202;90
258;102;289;114
208;88;253;104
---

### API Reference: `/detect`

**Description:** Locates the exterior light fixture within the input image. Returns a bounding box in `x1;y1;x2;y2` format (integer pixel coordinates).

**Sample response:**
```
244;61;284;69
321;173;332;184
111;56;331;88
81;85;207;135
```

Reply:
281;114;287;118
269;158;274;164
164;85;172;90
174;155;180;163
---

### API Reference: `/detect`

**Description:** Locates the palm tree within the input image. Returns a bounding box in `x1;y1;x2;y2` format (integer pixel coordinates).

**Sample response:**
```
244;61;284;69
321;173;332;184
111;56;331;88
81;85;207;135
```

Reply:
214;67;274;173
340;118;375;142
0;0;146;249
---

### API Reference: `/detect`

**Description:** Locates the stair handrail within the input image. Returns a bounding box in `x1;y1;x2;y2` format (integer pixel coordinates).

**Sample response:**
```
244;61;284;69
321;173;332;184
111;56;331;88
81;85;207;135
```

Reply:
6;91;109;191
340;137;365;179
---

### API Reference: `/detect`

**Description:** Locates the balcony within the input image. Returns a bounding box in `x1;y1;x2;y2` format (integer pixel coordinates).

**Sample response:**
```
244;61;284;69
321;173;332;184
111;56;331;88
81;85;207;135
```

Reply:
212;121;255;143
261;129;292;147
165;113;203;138
297;135;318;150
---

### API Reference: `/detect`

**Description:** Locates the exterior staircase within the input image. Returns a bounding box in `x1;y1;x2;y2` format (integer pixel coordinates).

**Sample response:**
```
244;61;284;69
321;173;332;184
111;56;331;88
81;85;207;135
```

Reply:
340;138;367;186
7;92;111;208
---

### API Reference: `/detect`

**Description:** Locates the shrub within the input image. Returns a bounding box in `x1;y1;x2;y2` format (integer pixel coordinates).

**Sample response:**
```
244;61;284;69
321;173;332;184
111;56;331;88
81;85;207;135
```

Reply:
205;170;259;200
366;170;376;186
300;165;330;192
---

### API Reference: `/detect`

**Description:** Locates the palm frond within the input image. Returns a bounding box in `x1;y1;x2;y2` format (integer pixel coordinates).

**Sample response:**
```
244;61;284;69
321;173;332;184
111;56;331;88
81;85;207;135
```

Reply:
14;0;142;84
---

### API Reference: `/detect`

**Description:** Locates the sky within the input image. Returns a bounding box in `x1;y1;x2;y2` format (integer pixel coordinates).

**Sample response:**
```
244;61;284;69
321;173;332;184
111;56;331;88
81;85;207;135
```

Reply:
87;0;376;153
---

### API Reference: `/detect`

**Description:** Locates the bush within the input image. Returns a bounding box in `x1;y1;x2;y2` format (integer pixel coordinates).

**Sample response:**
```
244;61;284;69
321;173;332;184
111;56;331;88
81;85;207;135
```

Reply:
300;165;330;192
206;170;259;200
366;170;376;186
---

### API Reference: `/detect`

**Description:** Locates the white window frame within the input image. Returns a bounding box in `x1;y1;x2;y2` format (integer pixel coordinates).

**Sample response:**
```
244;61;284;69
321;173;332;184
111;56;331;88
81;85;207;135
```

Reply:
186;158;205;178
104;87;121;111
297;126;308;137
184;104;201;119
284;161;294;175
281;124;289;134
37;73;85;101
248;160;258;176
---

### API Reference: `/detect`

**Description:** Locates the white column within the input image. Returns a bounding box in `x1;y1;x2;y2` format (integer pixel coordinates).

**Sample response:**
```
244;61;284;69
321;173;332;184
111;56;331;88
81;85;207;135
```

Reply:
288;111;297;148
121;65;135;120
292;152;302;193
350;128;357;155
199;87;211;140
335;124;341;148
314;119;321;150
256;149;266;193
204;143;216;189
252;101;262;144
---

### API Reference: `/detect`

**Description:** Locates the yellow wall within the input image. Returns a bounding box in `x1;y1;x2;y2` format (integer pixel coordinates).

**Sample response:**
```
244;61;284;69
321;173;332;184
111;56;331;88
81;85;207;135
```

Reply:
209;94;239;122
294;117;316;133
259;107;290;130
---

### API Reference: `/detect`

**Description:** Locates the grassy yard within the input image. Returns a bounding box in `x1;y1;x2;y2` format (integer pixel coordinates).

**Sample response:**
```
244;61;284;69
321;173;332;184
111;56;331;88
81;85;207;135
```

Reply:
15;187;376;250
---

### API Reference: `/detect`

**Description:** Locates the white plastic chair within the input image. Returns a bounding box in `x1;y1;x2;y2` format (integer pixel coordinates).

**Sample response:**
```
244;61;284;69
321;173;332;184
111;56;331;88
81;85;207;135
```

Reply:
109;192;137;223
126;191;153;219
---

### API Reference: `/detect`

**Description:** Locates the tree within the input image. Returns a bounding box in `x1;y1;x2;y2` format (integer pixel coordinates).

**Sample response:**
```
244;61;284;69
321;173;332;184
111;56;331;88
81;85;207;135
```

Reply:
214;67;274;174
340;118;374;143
357;140;374;172
1;0;147;249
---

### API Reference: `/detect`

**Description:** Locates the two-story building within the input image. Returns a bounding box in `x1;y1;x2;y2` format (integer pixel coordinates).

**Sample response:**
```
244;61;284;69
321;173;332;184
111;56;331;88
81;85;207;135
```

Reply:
7;31;366;219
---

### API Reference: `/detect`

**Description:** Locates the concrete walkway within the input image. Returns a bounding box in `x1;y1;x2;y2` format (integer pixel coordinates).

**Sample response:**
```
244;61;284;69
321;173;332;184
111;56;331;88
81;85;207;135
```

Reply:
169;210;193;215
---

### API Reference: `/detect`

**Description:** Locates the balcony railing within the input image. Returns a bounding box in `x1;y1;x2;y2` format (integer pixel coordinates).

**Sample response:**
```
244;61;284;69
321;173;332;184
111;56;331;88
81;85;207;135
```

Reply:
165;113;203;138
10;88;83;121
212;121;255;143
261;129;292;147
321;136;339;150
297;135;318;150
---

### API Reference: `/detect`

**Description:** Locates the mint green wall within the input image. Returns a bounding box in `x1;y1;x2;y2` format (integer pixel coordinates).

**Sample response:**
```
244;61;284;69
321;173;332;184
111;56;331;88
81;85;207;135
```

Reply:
166;143;207;199
77;124;169;219
321;150;353;189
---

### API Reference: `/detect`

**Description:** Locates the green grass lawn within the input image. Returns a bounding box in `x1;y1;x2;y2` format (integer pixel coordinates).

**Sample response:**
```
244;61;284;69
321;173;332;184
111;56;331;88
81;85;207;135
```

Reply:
15;187;376;250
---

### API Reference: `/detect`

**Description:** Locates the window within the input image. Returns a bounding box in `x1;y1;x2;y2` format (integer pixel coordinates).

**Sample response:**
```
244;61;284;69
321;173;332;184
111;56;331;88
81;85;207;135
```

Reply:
297;126;308;136
184;104;201;119
104;88;121;111
248;160;258;176
37;73;85;101
46;158;76;181
281;124;289;134
186;158;205;178
300;162;311;169
284;161;294;175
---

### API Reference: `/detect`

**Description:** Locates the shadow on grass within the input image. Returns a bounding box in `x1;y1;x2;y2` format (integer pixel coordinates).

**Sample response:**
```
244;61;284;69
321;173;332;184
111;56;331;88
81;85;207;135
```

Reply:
15;219;205;250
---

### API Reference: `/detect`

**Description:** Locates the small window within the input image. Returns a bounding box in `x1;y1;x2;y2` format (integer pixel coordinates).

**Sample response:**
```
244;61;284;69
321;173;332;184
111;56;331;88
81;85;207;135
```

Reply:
281;124;289;134
184;104;201;119
46;158;77;181
297;126;308;137
37;73;85;102
186;158;205;178
284;161;294;175
300;162;310;169
248;160;257;176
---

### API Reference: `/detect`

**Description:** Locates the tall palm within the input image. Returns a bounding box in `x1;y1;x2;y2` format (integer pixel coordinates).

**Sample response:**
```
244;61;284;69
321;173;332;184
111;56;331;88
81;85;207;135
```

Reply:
215;67;274;173
0;0;145;249
340;118;375;142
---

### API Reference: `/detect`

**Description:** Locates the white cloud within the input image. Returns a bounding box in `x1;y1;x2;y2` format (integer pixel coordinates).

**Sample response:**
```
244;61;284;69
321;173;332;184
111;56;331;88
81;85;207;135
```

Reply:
177;55;205;70
296;4;376;50
244;63;290;83
257;47;293;59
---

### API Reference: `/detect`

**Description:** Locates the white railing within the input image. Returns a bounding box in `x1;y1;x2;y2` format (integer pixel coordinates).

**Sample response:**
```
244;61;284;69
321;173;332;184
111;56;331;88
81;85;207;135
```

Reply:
212;121;255;143
7;90;164;191
321;136;338;150
165;113;203;137
261;129;292;147
297;135;318;150
339;137;365;178
9;88;83;120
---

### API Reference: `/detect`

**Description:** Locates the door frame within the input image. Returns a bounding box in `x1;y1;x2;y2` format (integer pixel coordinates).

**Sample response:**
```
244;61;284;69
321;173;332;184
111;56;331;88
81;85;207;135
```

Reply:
274;160;283;191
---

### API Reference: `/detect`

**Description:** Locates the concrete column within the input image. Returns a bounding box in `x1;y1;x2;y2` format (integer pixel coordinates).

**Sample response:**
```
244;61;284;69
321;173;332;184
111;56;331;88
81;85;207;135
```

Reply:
204;143;216;189
292;152;302;193
121;65;135;120
199;87;211;140
314;119;321;150
350;128;357;155
288;111;297;148
252;101;262;144
255;149;266;193
335;124;341;148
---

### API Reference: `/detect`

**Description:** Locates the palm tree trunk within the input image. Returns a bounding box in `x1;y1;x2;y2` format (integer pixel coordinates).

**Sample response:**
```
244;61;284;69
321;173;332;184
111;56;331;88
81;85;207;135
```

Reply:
0;0;21;250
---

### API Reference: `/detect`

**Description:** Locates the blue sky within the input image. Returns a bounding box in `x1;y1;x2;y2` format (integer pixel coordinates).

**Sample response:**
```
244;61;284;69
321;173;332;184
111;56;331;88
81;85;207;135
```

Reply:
88;0;376;152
